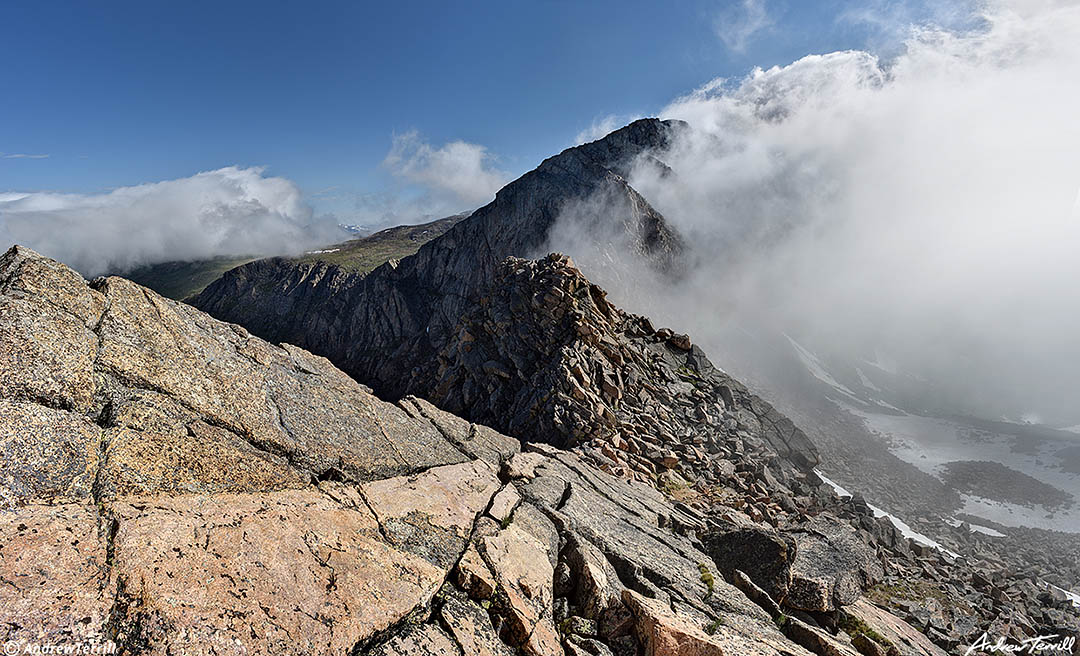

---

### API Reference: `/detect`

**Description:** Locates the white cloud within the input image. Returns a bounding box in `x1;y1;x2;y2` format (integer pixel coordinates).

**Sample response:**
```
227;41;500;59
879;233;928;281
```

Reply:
715;0;773;53
382;131;509;208
574;114;643;145
0;166;345;276
839;0;980;53
549;0;1080;423
1;153;49;159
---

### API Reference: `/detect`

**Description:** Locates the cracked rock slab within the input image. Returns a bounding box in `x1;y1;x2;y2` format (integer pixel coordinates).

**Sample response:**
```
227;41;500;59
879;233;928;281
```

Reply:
0;400;101;505
622;589;725;656
0;503;113;644
440;589;517;656
360;460;501;568
107;488;446;656
481;522;562;655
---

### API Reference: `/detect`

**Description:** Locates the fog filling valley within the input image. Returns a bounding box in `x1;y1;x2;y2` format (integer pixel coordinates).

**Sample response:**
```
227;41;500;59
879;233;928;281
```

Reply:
0;166;348;276
547;0;1080;428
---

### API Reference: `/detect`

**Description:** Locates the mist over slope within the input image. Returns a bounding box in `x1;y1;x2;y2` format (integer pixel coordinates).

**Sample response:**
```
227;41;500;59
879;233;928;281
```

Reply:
0;167;347;276
546;0;1080;426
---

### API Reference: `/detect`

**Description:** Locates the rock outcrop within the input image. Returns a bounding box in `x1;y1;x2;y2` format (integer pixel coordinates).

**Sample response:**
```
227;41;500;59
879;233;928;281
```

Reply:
191;119;818;508
191;122;691;434
5;115;1078;655
193;119;684;401
184;106;1079;654
0;245;823;656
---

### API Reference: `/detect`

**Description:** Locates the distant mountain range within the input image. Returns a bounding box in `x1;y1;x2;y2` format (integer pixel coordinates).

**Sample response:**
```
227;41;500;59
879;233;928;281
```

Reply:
120;213;468;302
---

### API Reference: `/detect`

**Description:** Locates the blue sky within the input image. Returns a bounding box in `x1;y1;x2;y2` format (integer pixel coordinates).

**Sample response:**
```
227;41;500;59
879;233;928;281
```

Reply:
1;1;936;223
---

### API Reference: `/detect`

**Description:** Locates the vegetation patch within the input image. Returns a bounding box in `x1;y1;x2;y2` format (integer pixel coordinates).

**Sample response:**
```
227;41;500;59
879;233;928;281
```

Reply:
698;562;715;600
292;214;464;273
122;256;258;301
838;613;893;648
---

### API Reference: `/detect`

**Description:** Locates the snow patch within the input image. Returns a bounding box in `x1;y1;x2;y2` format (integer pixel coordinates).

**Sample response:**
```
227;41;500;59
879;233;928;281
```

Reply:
945;518;1005;538
845;406;1080;533
873;399;905;414
865;350;898;375
815;470;852;498
957;493;1080;533
856;367;881;392
785;335;860;397
1050;584;1080;609
814;470;961;559
868;504;961;559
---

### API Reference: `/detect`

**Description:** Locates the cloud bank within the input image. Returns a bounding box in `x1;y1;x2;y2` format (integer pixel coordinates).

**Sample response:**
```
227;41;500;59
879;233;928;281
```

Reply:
383;131;509;209
548;0;1080;424
0;166;345;276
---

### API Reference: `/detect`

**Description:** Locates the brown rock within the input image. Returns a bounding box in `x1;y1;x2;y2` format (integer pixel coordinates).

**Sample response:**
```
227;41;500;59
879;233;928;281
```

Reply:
456;543;498;600
504;451;549;480
108;488;446;655
488;484;521;525
0;503;113;643
0;400;101;505
622;589;725;656
562;533;624;626
669;333;693;351
481;524;558;652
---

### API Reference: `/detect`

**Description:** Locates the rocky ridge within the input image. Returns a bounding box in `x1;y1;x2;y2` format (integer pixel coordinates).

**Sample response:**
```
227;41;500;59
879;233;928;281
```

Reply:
4;245;1077;655
192;119;686;416
0;245;854;656
186;114;1079;653
190;119;819;503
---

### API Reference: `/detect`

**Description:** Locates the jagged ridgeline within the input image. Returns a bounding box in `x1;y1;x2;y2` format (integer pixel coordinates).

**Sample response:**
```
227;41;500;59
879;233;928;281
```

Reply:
0;244;858;655
192;120;818;470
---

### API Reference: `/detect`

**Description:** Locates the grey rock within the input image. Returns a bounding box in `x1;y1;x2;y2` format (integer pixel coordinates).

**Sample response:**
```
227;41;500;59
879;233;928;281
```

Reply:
784;516;884;612
703;514;796;604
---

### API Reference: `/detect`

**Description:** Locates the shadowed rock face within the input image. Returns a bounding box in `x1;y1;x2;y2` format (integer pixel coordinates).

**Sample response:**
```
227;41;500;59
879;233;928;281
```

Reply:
191;121;686;415
0;245;825;656
416;253;821;472
191;119;820;472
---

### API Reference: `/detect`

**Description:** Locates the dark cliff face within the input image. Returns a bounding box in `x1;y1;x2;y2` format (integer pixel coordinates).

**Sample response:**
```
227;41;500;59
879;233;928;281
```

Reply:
192;118;817;467
194;119;683;383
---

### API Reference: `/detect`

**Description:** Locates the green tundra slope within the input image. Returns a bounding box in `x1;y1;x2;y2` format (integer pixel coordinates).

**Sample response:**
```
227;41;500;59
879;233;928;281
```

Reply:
120;213;467;300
